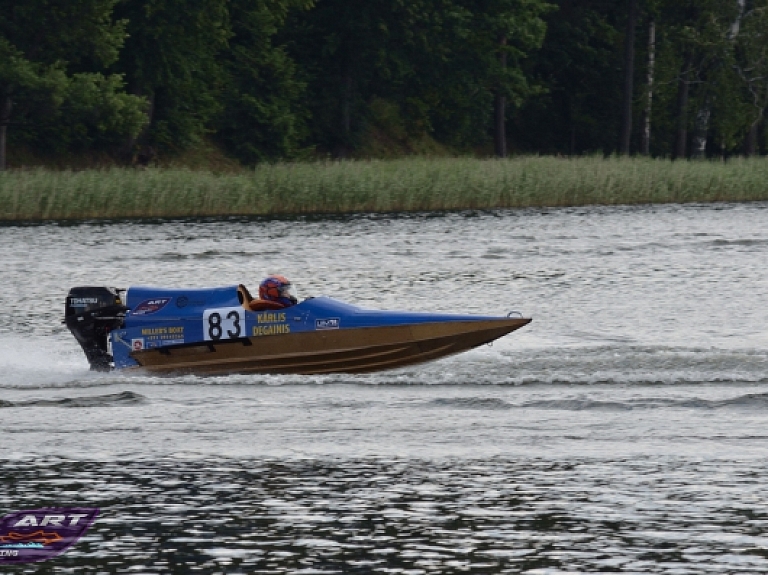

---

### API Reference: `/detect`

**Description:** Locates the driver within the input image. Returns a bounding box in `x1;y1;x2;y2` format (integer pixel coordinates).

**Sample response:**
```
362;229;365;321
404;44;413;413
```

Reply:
258;275;298;308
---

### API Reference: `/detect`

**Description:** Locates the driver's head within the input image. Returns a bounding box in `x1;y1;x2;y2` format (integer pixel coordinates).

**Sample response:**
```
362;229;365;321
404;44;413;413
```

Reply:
259;275;297;307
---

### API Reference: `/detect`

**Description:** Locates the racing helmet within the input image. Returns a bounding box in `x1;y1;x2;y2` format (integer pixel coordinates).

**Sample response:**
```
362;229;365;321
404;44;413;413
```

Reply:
259;275;298;306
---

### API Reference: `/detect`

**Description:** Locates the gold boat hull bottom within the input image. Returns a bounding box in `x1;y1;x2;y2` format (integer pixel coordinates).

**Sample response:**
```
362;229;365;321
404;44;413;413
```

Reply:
131;318;531;376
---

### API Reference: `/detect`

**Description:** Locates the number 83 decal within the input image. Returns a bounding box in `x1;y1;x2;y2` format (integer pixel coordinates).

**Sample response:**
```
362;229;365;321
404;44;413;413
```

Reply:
203;307;246;341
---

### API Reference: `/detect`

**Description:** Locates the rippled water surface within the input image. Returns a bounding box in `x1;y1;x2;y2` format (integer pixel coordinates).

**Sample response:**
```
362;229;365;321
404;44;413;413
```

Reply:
1;203;767;573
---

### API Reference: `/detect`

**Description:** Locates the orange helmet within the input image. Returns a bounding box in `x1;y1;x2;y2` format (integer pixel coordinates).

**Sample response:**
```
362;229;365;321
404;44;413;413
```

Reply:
258;275;297;306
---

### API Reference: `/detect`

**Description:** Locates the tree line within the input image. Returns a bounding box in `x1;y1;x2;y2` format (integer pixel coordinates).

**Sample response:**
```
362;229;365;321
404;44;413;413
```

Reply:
1;0;766;170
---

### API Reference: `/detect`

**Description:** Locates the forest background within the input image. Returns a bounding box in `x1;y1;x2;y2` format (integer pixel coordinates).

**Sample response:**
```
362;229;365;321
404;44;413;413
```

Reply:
1;0;767;172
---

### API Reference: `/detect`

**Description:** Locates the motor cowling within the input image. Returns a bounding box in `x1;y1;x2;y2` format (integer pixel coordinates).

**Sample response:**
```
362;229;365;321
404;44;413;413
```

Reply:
65;287;127;371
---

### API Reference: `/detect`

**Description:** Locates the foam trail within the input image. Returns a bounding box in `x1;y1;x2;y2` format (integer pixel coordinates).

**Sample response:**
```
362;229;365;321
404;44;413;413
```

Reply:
0;333;91;389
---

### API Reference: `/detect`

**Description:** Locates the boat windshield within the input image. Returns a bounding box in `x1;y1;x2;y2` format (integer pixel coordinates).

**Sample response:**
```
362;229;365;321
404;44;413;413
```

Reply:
282;283;298;302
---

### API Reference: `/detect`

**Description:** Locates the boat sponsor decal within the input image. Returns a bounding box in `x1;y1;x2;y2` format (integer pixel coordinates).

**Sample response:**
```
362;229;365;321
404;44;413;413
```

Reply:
203;307;246;341
256;311;286;324
0;508;99;564
176;296;205;308
131;338;145;351
252;324;290;336
253;311;290;336
140;326;185;346
131;298;171;316
315;318;340;330
68;297;99;308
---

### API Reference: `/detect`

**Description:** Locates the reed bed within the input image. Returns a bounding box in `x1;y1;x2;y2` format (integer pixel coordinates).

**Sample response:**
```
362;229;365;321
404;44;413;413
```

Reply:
1;156;767;222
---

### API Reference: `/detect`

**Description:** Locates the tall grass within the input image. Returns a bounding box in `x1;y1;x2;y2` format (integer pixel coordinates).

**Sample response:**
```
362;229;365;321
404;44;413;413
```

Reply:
2;156;767;222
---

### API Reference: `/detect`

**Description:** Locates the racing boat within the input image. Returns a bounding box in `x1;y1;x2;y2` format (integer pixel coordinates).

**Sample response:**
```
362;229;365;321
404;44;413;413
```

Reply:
64;284;531;375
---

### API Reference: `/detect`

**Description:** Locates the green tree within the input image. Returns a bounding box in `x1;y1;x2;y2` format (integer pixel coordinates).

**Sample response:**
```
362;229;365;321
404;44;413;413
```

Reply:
460;0;550;157
639;0;748;158
285;0;549;157
728;0;768;154
514;0;625;155
216;0;313;164
0;0;145;169
112;0;230;154
283;0;394;156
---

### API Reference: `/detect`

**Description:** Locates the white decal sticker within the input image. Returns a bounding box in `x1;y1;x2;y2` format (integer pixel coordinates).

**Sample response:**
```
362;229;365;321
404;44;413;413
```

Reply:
315;318;340;330
203;307;246;341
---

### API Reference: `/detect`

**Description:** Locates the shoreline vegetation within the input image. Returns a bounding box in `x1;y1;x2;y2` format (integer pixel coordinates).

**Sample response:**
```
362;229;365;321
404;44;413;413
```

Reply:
2;156;768;222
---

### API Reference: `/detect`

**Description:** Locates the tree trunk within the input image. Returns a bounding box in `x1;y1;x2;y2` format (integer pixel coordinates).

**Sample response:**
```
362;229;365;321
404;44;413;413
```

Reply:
673;54;694;160
493;93;506;158
336;73;353;158
570;125;576;156
494;36;508;158
691;97;711;159
123;87;154;163
619;0;639;155
0;94;12;171
341;73;352;137
745;122;758;156
729;0;746;40
690;0;745;160
640;19;655;156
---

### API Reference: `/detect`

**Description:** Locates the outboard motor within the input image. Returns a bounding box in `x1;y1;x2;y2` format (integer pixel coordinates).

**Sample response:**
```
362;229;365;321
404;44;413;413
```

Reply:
64;287;127;371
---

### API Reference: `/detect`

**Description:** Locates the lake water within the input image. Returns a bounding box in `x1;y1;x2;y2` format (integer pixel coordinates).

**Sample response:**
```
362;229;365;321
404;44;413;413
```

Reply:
1;203;767;574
